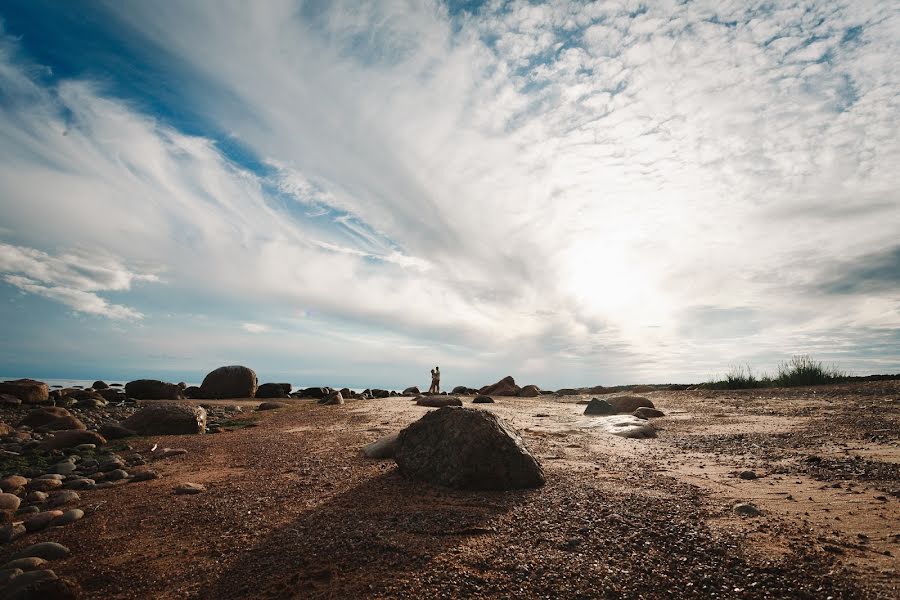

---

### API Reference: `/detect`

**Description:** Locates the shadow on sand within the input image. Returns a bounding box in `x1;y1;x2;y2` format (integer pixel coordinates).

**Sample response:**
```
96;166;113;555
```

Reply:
200;469;532;599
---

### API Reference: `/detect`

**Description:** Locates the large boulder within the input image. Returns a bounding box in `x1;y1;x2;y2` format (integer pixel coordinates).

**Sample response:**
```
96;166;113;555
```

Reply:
0;379;49;404
362;433;399;459
95;388;125;402
124;380;183;400
255;383;288;399
416;396;462;407
607;395;655;413
92;380;109;390
121;404;207;435
518;384;541;397
583;398;615;416
478;376;520;397
394;407;545;490
451;386;475;395
183;386;204;399
200;366;258;399
320;391;344;405
37;430;107;451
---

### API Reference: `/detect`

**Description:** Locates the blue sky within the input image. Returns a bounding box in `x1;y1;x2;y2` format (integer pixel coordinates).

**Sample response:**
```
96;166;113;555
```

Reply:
0;1;898;389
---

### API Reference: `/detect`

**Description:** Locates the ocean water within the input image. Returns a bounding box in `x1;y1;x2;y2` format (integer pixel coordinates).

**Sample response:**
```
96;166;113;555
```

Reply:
0;377;369;393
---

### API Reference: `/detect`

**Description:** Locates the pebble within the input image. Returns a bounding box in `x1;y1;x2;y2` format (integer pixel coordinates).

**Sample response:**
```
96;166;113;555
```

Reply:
11;541;71;560
174;482;206;495
129;470;159;482
25;478;62;493
733;502;762;517
0;492;21;511
2;568;59;596
0;567;23;586
24;510;64;532
739;470;758;480
2;557;48;571
25;491;48;503
0;475;27;492
48;461;77;475
105;469;129;481
73;444;96;452
16;506;40;515
0;523;26;543
36;474;65;481
48;490;80;507
63;478;95;491
51;508;84;527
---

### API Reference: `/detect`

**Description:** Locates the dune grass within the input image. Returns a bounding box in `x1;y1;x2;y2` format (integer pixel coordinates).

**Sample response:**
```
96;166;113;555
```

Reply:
704;355;846;390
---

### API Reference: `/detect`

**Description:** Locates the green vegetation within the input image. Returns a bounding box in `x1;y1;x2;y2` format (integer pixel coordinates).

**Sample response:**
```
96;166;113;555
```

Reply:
704;355;846;390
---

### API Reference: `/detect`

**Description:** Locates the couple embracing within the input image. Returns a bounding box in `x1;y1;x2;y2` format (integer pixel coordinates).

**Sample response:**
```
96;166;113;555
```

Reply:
428;366;440;394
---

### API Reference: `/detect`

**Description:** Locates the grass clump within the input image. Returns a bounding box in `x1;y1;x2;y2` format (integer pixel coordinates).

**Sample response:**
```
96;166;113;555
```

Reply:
704;355;845;390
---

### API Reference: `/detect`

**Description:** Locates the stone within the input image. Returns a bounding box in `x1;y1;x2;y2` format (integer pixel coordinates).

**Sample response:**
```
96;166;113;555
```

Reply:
395;407;545;490
24;510;64;532
183;386;204;399
362;433;399;459
9;574;81;599
257;401;287;410
0;421;13;435
402;386;421;396
583;398;615;416
152;447;187;459
370;389;391;399
98;422;137;440
451;386;474;395
739;470;758;480
478;376;520;397
0;394;22;407
255;383;288;399
0;476;27;493
0;568;22;586
48;490;80;507
517;384;541;397
416;396;463;407
0;379;49;404
734;502;762;517
472;396;494;404
556;388;578;396
0;493;21;511
48;461;77;476
200;365;258;399
121;404;207;435
297;387;329;399
25;479;62;493
0;523;26;544
633;407;665;419
630;385;655;393
37;430;107;451
124;379;183;400
175;482;205;494
77;398;106;410
600;415;657;439
92;380;109;390
25;491;48;503
1;568;58;595
17;407;79;430
62;479;95;491
606;395;654;413
321;391;344;405
95;388;125;402
50;509;84;527
106;469;129;481
129;470;159;482
3;557;47;571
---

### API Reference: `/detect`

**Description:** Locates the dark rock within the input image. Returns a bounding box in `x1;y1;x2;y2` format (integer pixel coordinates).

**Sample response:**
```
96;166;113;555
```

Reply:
257;401;287;410
92;380;109;390
370;389;391;399
37;430;107;451
395;407;545;490
200;365;258;399
733;502;761;517
362;433;399;459
129;470;158;482
0;394;22;407
402;386;421;396
0;379;49;404
50;508;84;527
121;404;207;435
584;398;615;416
607;395;654;413
94;388;125;402
297;387;329;399
255;383;288;399
517;384;541;397
2;557;46;571
183;386;204;399
416;396;463;407
556;388;578;396
24;510;64;532
472;396;494;404
124;379;183;400
320;391;344;405
98;422;137;440
633;407;665;419
478;376;520;397
17;407;79;430
739;470;758;480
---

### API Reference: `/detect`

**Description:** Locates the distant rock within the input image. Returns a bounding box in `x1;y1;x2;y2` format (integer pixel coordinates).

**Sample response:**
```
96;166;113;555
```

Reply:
478;376;520;397
402;386;421;396
556;388;578;396
395;407;545;490
296;387;329;399
200;365;258;399
183;386;204;399
320;391;344;405
124;379;183;400
121;404;207;435
633;407;665;419
257;401;287;410
739;470;758;480
451;386;476;395
583;398;615;416
416;396;462;407
586;385;607;394
94;388;125;402
370;389;391;399
0;379;49;404
362;433;399;459
91;380;109;390
174;482;206;495
607;395;655;413
37;430;107;451
255;383;288;399
517;384;541;397
629;385;655;393
472;395;494;404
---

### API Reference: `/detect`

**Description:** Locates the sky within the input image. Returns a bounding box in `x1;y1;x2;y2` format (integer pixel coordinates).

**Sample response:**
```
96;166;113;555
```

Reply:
0;0;898;389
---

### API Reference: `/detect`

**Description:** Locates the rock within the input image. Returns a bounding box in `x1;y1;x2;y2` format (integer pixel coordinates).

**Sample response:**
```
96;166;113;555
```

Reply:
517;384;541;397
320;391;344;405
50;509;84;527
416;396;463;407
105;469;129;481
257;401;287;410
2;557;47;571
255;383;288;399
0;394;22;407
8;574;81;599
2;568;58;596
734;502;762;517
629;385;655;393
606;395;654;413
362;433;399;459
0;476;27;493
739;470;758;480
47;461;77;475
395;407;545;490
25;479;62;493
0;379;49;404
174;482;205;495
583;398;615;416
297;387;329;399
0;568;22;586
370;389;391;399
183;386;204;399
478;376;520;397
402;386;421;396
17;407;80;430
124;379;183;400
451;386;474;394
556;388;578;396
633;407;665;419
48;490;80;507
76;398;107;410
472;396;494;404
152;447;187;459
121;404;207;435
0;421;13;435
37;430;107;451
92;380;109;390
98;422;137;440
199;365;258;399
0;493;21;511
129;470;158;482
62;479;95;491
94;388;125;402
24;510;64;532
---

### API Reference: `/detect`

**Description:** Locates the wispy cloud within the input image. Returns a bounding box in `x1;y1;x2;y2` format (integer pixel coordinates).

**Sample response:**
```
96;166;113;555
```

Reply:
241;323;270;334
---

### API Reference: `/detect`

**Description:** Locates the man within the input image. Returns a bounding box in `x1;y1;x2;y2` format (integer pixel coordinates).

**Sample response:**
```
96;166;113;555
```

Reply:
429;368;436;393
433;366;440;393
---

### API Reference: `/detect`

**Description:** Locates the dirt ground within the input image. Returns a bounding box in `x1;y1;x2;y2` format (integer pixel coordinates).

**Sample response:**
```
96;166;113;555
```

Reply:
3;381;898;599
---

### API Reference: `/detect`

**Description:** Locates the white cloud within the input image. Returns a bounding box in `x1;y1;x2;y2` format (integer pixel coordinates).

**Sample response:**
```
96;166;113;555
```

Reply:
241;323;270;334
